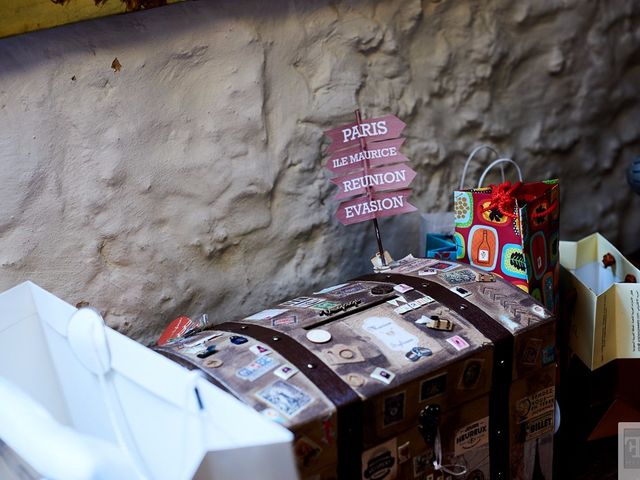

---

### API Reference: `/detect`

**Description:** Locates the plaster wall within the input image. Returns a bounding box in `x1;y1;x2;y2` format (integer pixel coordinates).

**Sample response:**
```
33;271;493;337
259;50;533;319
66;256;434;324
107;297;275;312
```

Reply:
1;0;639;341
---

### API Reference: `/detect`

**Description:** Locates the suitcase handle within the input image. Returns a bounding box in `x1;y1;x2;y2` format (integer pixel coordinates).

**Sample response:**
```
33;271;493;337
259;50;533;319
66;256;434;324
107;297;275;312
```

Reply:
418;404;441;446
418;404;469;477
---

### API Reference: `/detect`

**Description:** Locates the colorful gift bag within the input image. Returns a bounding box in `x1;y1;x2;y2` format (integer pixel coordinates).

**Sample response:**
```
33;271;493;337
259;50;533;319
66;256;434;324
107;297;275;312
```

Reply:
454;179;560;312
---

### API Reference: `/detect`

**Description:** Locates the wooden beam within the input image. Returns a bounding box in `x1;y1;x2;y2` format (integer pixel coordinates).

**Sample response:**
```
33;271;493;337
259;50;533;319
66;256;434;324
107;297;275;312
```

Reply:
0;0;185;39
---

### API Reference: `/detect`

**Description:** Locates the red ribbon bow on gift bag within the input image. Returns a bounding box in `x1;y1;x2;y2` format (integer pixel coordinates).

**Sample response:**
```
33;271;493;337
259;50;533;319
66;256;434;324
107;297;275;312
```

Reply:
479;180;558;221
479;181;522;219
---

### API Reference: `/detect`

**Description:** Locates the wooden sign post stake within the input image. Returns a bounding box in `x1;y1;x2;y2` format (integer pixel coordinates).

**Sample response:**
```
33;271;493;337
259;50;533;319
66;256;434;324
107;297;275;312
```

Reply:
354;109;387;267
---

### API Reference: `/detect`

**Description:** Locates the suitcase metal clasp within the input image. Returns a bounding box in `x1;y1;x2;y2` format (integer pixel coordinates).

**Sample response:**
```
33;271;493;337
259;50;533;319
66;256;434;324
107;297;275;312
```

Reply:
418;404;441;446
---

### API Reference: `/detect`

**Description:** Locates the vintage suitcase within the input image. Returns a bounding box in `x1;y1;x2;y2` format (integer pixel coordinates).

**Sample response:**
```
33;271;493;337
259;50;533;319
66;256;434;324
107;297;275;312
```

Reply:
155;257;557;480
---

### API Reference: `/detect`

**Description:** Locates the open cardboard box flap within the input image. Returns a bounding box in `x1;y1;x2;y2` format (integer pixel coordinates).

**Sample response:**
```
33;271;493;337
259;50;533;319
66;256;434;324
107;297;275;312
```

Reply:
560;233;640;371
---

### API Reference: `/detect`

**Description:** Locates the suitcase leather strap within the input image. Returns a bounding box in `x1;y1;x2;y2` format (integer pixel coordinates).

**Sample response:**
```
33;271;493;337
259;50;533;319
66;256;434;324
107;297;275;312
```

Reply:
153;348;232;393
358;273;514;480
215;322;363;479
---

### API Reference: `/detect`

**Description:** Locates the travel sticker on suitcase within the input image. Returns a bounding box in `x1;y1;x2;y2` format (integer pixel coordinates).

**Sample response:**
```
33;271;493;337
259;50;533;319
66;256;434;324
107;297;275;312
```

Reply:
257;380;314;418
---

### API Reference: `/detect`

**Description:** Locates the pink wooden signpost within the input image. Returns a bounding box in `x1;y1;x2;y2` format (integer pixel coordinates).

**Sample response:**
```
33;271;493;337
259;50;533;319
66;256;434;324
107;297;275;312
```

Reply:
335;189;415;223
325;115;407;153
325;138;407;174
331;164;416;200
324;110;417;266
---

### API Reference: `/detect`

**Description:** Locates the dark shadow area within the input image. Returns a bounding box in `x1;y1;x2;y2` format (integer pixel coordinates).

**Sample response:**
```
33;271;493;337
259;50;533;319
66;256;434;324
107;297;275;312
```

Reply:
555;251;640;480
554;356;619;480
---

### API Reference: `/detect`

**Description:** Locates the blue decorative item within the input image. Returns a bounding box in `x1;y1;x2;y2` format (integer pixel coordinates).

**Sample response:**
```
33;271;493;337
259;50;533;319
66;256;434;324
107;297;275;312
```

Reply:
628;156;640;195
425;234;457;260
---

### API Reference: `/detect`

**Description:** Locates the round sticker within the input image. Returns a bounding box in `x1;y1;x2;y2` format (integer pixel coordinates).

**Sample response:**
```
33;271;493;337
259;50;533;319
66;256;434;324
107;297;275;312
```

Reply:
339;348;355;359
306;329;332;344
531;305;546;317
204;358;223;368
347;373;366;387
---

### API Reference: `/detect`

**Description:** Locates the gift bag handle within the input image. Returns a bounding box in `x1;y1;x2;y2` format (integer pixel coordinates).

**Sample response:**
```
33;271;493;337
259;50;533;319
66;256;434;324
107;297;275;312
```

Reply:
459;144;503;190
478;158;523;188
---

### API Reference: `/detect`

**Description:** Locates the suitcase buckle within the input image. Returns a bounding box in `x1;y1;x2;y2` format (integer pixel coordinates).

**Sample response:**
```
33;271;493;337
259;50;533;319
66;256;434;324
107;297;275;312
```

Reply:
418;404;441;446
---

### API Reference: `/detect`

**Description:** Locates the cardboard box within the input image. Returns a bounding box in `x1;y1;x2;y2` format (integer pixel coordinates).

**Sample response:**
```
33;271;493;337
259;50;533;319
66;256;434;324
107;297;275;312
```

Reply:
559;233;640;370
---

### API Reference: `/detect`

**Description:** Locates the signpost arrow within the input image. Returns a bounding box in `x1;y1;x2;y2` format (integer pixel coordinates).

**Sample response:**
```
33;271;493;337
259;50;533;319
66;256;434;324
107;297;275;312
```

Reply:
325;138;407;174
335;189;417;226
323;109;416;267
324;114;406;153
331;163;417;199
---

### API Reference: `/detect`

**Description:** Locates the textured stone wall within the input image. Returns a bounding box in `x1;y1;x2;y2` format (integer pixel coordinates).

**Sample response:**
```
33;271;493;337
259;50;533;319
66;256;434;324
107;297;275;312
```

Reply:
1;0;639;342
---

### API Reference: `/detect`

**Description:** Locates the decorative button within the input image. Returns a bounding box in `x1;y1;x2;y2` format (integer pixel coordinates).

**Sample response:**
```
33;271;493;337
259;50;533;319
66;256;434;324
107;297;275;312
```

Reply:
531;305;545;317
347;373;366;387
339;348;355;359
204;358;223;368
306;329;332;344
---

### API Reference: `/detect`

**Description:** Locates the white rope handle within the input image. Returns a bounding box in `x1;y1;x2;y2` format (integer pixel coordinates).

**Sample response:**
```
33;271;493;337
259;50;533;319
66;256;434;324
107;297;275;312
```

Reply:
477;158;523;188
459;144;501;190
432;427;468;477
90;322;150;480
